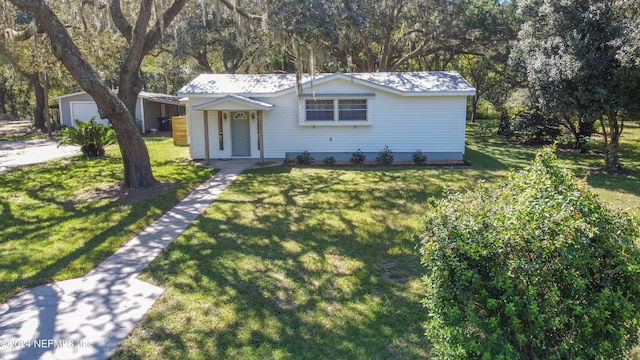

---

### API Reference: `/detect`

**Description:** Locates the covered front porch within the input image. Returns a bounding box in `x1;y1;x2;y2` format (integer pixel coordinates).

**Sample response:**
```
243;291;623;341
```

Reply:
191;95;274;164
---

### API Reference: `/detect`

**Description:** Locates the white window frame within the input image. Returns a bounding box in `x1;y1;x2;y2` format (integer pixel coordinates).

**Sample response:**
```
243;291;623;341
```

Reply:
298;94;374;127
305;99;335;121
337;99;368;121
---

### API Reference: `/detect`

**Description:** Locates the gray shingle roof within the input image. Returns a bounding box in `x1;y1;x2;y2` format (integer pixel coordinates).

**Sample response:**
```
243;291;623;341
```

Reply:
178;71;475;96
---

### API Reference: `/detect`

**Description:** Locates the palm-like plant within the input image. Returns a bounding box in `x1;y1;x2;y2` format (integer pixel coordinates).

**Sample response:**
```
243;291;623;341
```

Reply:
58;118;116;157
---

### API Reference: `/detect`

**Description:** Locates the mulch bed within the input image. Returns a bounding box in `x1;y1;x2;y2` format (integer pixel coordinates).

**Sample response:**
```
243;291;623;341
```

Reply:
284;160;470;167
68;181;177;203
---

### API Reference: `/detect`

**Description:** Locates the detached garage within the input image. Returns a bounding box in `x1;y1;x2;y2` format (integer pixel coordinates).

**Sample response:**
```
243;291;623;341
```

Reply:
53;91;183;133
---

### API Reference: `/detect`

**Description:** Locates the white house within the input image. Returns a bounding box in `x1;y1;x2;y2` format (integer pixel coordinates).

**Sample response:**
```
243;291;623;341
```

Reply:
177;71;476;162
53;91;183;133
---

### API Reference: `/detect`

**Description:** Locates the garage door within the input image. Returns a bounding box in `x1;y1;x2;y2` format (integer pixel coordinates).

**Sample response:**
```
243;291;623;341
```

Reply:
69;101;110;127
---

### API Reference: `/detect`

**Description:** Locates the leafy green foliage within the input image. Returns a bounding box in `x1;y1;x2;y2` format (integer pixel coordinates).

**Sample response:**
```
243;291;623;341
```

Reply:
350;149;366;164
58;118;116;157
295;150;314;164
412;150;428;165
577;135;592;154
511;0;640;168
376;145;394;164
420;146;640;359
503;110;562;145
322;155;336;164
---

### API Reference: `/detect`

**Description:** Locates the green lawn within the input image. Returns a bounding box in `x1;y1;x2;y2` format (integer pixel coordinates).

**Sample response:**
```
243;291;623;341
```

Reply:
0;136;214;303
1;123;637;358
465;121;640;214
113;124;640;359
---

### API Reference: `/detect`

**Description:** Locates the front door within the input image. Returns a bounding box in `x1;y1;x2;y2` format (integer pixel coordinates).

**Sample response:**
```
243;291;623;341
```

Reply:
231;112;251;156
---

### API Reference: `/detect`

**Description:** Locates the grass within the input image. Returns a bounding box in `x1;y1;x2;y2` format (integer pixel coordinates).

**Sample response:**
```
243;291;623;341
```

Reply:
465;120;640;214
1;122;637;357
114;167;443;359
113;124;640;359
0;135;214;303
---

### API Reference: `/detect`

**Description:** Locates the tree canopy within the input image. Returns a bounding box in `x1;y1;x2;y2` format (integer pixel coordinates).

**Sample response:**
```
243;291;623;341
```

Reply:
3;0;635;178
511;0;640;170
4;0;189;188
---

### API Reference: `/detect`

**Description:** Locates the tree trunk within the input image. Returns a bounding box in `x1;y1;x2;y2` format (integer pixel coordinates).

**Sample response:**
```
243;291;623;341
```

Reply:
110;116;157;188
9;0;159;188
561;112;580;148
114;39;158;188
603;111;622;171
470;94;479;123
195;52;214;73
577;116;594;138
26;72;47;132
43;73;51;136
0;78;8;114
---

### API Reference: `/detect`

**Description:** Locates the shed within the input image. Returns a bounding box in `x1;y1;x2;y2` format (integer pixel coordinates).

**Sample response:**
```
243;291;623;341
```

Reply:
178;72;476;162
53;91;183;133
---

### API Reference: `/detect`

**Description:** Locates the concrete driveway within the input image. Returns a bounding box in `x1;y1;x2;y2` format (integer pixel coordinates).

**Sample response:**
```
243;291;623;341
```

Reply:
0;139;80;173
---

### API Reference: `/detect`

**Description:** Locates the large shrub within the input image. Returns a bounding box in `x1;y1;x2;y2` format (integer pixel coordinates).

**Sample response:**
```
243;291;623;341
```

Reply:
420;146;640;359
59;118;116;157
503;110;562;145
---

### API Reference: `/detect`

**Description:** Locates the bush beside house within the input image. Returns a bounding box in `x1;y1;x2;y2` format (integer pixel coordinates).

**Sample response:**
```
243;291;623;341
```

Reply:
419;146;640;359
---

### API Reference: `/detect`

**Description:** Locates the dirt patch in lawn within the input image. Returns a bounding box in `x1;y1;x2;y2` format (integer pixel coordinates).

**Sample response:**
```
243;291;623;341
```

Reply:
0;120;39;139
587;166;634;176
69;181;177;203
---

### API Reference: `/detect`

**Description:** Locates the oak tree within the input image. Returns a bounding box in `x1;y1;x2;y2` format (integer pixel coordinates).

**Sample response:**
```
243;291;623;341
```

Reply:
7;0;189;188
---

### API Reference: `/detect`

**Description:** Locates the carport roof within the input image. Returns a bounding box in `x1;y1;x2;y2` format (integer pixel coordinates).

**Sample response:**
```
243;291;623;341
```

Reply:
52;90;181;105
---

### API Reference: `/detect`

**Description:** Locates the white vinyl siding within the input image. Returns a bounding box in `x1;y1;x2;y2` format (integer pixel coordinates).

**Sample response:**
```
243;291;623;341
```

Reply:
185;76;469;160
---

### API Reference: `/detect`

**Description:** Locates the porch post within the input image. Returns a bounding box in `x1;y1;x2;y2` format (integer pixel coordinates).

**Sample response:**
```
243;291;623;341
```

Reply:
258;110;264;165
203;110;210;165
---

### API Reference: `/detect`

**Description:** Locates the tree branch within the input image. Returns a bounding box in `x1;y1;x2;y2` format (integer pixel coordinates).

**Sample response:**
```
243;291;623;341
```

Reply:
3;19;40;42
110;0;133;42
142;0;189;56
389;37;429;71
126;0;153;67
8;0;125;119
217;0;264;22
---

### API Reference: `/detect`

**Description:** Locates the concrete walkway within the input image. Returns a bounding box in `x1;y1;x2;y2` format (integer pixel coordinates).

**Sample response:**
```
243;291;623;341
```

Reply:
0;160;258;360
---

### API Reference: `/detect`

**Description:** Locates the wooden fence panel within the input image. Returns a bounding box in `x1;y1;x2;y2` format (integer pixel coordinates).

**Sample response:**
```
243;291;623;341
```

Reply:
172;116;188;146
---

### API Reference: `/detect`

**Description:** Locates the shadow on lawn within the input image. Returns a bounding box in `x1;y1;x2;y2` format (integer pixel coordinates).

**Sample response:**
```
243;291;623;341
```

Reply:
0;155;213;303
115;167;438;359
468;137;640;201
583;123;640;197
